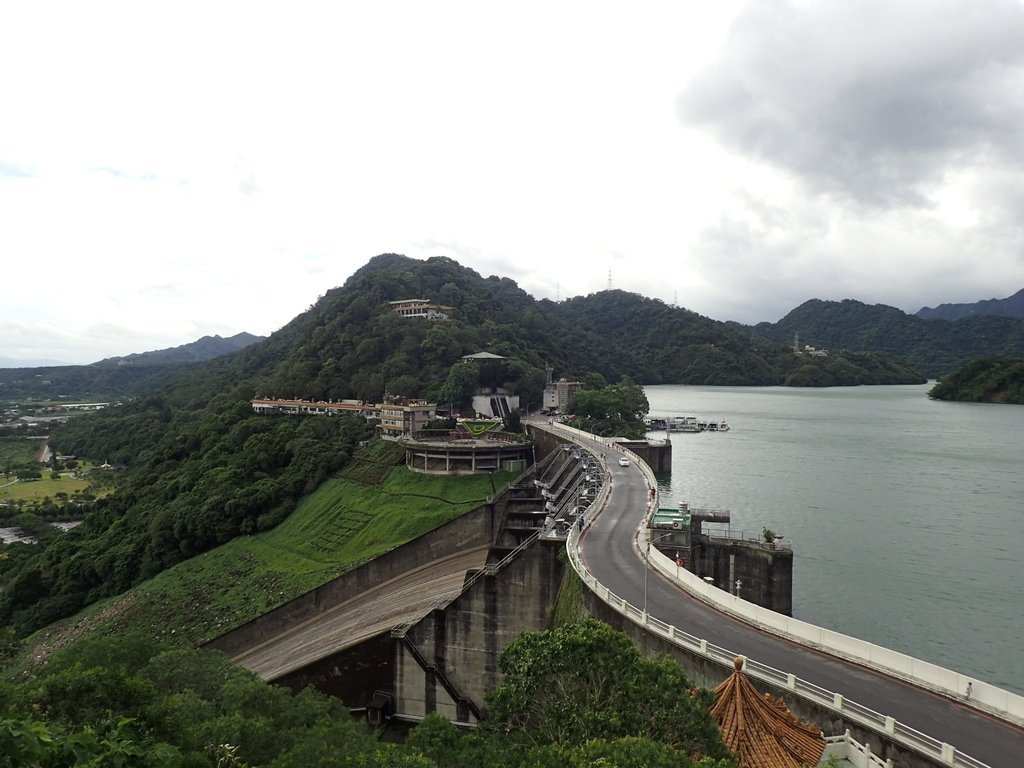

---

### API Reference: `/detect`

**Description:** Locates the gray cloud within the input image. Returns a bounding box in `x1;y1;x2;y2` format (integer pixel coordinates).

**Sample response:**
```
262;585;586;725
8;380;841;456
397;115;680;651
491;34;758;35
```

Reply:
679;0;1024;208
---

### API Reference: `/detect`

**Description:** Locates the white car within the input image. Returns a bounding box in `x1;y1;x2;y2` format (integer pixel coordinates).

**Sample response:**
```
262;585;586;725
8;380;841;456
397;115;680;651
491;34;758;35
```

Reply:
618;457;630;467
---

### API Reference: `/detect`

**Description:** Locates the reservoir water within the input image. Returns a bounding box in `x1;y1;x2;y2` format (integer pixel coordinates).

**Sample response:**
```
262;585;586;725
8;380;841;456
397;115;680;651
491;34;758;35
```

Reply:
645;383;1024;695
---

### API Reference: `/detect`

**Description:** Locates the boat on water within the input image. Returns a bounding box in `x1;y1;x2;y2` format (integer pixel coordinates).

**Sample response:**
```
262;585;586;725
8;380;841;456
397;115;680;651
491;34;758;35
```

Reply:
666;416;703;432
647;416;731;433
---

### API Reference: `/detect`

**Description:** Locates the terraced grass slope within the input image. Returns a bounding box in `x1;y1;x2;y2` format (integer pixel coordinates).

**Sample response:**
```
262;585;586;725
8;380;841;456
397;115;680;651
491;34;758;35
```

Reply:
22;446;515;665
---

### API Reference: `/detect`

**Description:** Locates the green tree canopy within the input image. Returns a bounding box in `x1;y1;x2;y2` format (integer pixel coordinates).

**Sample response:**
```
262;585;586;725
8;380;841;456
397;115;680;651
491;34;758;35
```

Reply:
567;379;649;438
482;619;731;762
928;356;1024;403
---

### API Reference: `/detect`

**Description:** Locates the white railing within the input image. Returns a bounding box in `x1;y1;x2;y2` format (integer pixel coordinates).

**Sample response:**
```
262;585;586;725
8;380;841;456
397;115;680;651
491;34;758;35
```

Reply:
536;422;1013;768
824;731;893;768
638;527;1024;729
566;524;994;767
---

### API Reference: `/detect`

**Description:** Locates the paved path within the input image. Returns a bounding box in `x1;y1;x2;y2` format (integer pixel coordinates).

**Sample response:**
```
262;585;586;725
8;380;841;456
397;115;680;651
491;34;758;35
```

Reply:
569;429;1024;768
232;547;489;681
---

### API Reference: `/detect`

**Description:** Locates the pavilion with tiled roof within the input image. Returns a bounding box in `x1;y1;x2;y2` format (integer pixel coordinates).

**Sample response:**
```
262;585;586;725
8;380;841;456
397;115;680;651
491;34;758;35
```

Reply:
711;657;826;768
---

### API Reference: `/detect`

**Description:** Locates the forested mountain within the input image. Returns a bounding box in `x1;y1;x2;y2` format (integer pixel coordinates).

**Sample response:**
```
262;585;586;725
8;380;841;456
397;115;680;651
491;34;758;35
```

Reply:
94;331;264;366
0;254;922;635
928;357;1024;404
0;333;265;401
751;298;1024;378
917;287;1024;321
0;363;195;401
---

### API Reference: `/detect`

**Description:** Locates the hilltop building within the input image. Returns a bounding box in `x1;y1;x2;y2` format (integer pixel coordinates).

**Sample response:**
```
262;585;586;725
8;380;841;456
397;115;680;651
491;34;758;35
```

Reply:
460;352;522;418
389;299;453;321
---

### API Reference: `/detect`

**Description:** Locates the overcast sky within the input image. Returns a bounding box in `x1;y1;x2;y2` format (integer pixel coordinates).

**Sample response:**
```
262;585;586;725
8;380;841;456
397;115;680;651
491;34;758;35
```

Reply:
4;0;1024;365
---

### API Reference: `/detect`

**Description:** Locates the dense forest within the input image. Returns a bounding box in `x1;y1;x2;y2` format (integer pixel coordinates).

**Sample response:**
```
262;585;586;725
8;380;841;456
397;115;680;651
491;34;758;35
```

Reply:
928;357;1024;404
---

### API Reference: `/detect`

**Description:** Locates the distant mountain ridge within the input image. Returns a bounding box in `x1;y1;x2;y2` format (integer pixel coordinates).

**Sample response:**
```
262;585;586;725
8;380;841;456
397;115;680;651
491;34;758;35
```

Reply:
93;332;265;366
916;288;1024;321
0;332;265;400
751;298;1024;377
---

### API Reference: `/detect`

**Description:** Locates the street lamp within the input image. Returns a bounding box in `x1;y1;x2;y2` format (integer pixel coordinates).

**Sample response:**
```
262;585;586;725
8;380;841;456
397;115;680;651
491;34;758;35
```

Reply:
642;530;680;617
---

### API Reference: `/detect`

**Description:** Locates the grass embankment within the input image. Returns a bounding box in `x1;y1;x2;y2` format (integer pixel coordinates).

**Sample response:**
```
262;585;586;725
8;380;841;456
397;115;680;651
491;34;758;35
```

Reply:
23;443;515;664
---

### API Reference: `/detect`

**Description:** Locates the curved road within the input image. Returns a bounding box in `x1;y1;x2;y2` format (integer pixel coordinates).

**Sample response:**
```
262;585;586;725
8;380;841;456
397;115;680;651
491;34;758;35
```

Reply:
569;431;1024;768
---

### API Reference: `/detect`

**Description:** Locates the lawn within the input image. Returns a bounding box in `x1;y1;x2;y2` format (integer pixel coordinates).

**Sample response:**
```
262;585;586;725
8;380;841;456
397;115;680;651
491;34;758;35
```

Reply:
0;475;92;505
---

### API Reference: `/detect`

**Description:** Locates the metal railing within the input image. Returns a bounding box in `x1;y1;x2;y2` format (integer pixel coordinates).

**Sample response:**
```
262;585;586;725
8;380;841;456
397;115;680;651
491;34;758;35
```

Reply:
696;527;794;552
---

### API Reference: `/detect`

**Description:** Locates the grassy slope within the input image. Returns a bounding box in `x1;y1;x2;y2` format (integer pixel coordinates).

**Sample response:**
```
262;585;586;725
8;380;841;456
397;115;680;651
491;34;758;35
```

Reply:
20;452;515;666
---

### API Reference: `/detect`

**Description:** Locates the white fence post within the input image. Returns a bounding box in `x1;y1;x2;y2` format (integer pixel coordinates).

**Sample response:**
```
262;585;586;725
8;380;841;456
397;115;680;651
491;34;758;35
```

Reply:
940;743;955;764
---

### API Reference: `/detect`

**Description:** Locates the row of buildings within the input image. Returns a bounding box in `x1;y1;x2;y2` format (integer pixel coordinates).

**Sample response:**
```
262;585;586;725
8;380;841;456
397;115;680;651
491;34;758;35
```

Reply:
250;397;437;437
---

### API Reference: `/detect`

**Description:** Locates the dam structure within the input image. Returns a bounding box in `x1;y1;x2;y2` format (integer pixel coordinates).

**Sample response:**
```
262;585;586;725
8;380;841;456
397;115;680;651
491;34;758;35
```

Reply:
208;422;1024;768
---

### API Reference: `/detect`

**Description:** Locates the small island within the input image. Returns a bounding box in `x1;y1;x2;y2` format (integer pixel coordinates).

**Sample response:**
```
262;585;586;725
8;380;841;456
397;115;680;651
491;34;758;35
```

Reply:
928;356;1024;404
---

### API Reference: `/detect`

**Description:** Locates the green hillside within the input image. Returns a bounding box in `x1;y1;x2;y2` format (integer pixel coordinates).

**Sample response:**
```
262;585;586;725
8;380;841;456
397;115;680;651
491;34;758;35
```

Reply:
928;357;1024;404
17;454;513;663
752;298;1024;378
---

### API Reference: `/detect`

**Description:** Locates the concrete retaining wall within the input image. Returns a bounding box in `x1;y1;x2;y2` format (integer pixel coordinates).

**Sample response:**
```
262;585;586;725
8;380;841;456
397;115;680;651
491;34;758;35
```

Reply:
204;502;500;658
396;537;567;720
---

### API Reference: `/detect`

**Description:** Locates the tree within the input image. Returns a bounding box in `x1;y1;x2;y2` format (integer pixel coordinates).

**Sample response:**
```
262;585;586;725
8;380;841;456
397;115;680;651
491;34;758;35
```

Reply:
483;619;731;762
438;363;479;412
503;409;522;433
567;379;649;439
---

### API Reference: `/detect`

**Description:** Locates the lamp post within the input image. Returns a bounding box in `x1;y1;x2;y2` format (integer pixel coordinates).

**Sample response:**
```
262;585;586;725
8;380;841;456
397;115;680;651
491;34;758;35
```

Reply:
642;530;680;618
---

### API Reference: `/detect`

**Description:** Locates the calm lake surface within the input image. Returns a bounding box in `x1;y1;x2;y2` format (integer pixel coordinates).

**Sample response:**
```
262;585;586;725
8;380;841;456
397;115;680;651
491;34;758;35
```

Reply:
645;383;1024;695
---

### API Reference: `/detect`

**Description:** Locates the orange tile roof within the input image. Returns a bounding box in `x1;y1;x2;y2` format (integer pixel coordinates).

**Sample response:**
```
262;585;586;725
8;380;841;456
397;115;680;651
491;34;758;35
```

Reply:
711;658;825;768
